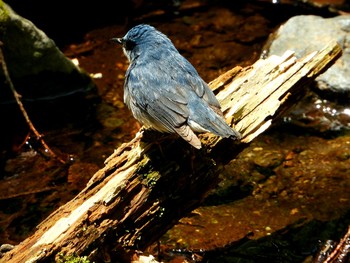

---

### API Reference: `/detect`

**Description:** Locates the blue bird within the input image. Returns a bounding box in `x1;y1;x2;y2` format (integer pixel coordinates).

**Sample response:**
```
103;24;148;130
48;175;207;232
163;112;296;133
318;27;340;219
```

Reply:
111;24;241;149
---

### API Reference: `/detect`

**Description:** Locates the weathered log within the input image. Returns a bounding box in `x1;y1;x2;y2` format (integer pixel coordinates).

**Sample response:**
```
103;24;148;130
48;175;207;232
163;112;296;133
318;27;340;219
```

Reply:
1;41;341;263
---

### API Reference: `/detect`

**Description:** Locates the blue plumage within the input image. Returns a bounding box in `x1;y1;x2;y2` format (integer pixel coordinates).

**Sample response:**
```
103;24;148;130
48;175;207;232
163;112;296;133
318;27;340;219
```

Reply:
112;24;241;149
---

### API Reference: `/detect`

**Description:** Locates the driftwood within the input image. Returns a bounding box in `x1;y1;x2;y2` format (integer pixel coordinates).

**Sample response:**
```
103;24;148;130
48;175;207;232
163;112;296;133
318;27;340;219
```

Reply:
1;41;341;263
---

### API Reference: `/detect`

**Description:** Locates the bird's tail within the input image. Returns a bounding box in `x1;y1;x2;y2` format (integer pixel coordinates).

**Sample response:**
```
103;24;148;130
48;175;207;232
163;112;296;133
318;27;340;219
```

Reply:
174;125;202;149
189;105;241;141
211;115;241;141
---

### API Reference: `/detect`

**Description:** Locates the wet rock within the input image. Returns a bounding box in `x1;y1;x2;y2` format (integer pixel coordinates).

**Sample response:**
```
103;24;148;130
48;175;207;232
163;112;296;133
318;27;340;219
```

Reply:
0;3;95;102
282;92;350;132
0;3;98;152
252;149;284;169
264;15;350;96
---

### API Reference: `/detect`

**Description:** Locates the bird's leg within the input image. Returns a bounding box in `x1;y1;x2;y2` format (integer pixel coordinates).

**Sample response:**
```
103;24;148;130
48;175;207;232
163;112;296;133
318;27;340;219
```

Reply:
140;129;179;158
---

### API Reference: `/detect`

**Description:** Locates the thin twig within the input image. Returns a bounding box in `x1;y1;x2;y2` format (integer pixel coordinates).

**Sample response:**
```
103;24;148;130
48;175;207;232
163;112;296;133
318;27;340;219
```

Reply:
0;41;65;163
323;225;350;263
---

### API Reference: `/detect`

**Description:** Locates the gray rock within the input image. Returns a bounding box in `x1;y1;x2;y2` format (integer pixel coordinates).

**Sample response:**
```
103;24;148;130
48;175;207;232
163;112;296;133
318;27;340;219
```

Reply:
0;3;95;102
264;15;350;95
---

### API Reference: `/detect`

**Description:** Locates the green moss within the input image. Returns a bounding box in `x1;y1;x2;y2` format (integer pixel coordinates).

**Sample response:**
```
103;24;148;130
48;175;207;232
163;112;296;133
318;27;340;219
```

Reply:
135;157;162;187
142;170;161;187
0;0;9;38
57;254;91;263
0;0;9;20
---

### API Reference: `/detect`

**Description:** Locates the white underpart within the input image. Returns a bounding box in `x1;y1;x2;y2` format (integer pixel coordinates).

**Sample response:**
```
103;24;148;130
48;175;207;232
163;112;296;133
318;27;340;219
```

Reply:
188;119;210;133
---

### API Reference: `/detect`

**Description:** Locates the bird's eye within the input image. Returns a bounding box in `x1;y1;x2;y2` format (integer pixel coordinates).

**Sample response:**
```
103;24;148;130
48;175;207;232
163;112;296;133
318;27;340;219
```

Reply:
124;40;135;51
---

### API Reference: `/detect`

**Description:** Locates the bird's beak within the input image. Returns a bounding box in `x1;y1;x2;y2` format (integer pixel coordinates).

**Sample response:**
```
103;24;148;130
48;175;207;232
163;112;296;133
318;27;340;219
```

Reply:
110;37;123;44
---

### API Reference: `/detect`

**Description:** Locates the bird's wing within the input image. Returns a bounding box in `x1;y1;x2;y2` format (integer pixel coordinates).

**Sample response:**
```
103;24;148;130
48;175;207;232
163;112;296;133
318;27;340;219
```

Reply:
125;60;203;148
175;55;222;111
125;61;190;131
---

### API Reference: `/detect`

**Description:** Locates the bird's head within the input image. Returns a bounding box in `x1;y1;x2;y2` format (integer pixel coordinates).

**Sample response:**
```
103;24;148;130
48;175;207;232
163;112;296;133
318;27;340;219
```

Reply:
111;24;175;62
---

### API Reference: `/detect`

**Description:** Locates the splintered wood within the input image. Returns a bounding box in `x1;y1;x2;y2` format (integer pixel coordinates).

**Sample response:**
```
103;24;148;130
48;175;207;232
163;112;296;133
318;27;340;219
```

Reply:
0;41;341;263
210;41;341;143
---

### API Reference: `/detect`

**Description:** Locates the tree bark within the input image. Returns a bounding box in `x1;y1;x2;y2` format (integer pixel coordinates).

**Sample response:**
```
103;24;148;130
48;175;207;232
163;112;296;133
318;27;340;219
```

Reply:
1;41;341;263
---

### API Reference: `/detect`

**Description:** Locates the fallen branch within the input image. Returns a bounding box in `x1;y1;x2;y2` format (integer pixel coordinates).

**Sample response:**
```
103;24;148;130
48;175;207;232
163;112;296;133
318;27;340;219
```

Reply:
0;41;341;263
322;225;350;263
0;41;65;163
